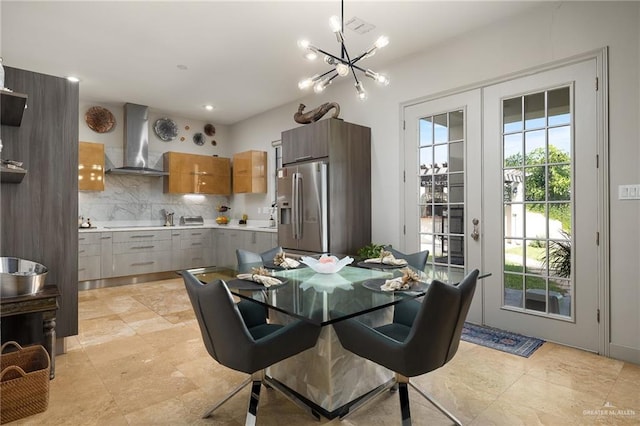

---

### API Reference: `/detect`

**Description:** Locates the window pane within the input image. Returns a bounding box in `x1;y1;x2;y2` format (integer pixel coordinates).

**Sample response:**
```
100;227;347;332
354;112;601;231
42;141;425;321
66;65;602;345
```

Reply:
525;130;546;165
505;203;524;238
504;272;523;308
548;87;570;126
449;110;464;141
449;141;463;172
449;235;464;265
525;92;545;129
504;133;523;167
548;165;571;201
503;169;522;203
503;97;522;133
434;144;447;165
449;173;464;203
525;166;546;201
419;147;433;174
525;203;547;239
449;205;464;234
551;279;570;316
433;114;448;143
525;240;546;274
549;203;571;235
524;281;547;313
419;117;433;146
549;126;571;160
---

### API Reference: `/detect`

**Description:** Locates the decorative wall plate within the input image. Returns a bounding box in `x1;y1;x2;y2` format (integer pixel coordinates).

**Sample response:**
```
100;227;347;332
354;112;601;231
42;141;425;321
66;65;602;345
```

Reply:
193;132;205;146
154;118;178;141
85;106;115;133
204;123;216;136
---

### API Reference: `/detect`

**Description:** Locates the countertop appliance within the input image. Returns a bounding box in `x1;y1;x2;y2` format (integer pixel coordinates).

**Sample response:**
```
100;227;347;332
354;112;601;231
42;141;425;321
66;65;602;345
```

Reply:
180;215;204;226
277;161;328;253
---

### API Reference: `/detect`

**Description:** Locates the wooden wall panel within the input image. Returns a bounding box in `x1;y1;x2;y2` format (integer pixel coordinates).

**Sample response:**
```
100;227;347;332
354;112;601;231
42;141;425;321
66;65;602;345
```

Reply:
1;66;79;338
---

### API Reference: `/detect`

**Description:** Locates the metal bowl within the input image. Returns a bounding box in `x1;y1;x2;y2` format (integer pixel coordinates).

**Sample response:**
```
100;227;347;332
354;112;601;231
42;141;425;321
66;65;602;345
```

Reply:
0;257;48;297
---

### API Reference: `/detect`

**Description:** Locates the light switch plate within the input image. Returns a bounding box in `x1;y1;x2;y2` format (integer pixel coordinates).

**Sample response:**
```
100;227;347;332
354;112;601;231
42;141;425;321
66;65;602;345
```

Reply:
618;184;640;200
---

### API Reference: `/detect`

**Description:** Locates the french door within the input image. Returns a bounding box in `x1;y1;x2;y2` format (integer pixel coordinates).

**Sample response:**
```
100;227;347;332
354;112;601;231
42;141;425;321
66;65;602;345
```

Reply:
483;59;600;352
403;59;603;351
403;89;483;323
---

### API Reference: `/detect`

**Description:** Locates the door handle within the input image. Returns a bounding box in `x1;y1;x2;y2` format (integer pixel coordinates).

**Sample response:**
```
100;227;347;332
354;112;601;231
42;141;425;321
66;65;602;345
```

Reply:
471;218;480;241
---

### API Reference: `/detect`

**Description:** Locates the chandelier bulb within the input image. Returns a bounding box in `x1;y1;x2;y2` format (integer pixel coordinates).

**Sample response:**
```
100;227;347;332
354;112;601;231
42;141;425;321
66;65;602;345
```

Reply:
304;51;318;61
355;82;367;101
314;78;331;93
298;74;322;90
335;63;349;77
374;35;389;49
298;39;311;49
329;16;342;33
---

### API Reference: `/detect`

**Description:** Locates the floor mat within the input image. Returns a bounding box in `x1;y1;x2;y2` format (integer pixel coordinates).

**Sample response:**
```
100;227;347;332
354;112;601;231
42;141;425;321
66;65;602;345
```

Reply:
461;322;545;357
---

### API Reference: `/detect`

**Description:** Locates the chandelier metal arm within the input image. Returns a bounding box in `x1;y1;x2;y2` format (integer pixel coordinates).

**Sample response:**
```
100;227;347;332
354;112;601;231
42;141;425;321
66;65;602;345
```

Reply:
297;0;389;99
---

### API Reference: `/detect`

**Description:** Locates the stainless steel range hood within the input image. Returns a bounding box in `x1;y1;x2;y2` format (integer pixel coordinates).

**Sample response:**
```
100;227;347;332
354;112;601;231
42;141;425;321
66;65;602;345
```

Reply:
106;103;168;176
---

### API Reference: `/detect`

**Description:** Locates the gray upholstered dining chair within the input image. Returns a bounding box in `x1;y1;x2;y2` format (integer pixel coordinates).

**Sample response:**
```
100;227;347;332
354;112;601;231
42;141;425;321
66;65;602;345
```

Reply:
181;271;321;424
236;247;283;272
383;246;429;271
331;269;480;425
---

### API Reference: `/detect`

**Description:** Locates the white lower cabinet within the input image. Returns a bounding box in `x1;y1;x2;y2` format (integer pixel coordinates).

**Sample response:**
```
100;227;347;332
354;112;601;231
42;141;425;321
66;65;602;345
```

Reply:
171;229;214;270
79;228;277;280
213;229;278;269
78;233;101;281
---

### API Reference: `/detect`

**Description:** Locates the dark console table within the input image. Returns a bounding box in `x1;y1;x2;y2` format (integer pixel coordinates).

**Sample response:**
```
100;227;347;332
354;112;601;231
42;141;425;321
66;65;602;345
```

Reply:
1;285;59;379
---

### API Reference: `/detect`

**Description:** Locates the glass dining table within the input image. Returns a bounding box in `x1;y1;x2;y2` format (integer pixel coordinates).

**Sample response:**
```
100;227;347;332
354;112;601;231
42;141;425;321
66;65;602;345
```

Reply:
187;263;483;419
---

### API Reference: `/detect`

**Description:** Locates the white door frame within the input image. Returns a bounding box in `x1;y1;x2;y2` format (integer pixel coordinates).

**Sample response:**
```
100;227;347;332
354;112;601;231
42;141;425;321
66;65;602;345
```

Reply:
399;48;609;355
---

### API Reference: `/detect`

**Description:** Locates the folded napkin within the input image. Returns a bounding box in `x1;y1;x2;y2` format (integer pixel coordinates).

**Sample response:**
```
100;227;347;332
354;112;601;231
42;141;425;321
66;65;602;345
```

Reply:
273;251;300;269
364;250;408;266
380;267;421;292
236;273;283;288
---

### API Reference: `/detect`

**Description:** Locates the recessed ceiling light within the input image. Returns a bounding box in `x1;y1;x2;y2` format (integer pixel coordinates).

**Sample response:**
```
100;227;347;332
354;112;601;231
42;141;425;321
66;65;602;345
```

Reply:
204;105;214;111
66;76;80;83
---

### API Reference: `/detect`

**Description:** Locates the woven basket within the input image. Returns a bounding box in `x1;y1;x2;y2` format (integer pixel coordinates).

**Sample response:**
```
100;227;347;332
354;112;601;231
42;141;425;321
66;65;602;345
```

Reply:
1;341;50;423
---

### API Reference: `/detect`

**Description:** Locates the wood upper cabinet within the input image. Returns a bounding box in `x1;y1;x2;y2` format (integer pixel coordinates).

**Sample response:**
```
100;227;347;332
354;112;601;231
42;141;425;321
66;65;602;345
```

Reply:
233;150;267;193
163;151;231;195
281;120;330;165
78;141;105;191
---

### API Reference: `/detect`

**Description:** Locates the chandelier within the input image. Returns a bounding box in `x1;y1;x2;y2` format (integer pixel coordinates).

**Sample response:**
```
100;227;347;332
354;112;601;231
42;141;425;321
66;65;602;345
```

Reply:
297;0;390;101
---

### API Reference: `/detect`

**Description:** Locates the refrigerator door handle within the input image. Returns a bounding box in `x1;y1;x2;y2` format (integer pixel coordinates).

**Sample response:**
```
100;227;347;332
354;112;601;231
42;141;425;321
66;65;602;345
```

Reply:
292;172;302;240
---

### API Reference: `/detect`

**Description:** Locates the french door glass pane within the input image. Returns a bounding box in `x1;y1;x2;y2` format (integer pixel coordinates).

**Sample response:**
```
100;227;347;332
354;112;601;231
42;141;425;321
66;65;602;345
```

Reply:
502;87;573;318
418;109;465;271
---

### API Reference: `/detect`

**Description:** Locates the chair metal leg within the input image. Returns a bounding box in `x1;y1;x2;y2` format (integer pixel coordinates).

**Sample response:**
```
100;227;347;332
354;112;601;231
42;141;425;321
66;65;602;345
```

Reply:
397;375;411;426
202;376;252;419
245;377;262;426
408;381;463;426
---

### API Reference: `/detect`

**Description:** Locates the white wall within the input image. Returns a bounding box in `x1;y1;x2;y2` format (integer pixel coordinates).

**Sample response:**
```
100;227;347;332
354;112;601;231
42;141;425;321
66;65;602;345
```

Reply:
230;2;640;363
78;100;233;224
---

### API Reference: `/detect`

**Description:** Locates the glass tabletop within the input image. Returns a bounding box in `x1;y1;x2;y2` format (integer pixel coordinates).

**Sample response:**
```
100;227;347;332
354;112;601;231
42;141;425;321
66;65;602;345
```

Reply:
187;264;436;326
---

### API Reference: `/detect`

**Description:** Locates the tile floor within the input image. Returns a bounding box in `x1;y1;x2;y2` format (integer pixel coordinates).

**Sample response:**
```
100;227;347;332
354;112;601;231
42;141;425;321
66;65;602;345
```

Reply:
14;278;640;425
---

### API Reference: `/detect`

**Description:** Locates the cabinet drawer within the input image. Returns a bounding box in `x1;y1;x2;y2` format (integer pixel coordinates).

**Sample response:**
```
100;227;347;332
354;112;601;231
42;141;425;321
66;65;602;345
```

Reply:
113;230;171;243
78;255;101;281
78;233;101;244
112;239;172;254
78;244;101;257
113;251;171;276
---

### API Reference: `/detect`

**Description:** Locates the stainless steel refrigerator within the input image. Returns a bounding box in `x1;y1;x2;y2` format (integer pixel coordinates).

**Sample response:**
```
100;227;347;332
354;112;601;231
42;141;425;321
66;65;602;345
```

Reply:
277;161;328;253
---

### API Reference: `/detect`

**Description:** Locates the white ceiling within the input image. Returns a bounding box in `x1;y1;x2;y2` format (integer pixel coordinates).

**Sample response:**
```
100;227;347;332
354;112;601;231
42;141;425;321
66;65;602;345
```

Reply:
1;1;542;125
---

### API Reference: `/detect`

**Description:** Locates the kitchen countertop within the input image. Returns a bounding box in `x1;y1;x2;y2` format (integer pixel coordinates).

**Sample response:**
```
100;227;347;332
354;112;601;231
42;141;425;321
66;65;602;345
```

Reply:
78;223;277;233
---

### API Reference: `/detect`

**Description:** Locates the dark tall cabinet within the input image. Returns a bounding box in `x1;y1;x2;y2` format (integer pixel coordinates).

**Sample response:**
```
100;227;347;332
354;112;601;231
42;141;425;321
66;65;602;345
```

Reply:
1;66;79;339
281;118;371;255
